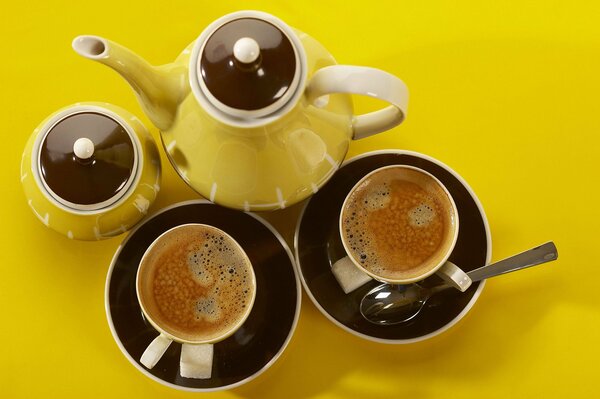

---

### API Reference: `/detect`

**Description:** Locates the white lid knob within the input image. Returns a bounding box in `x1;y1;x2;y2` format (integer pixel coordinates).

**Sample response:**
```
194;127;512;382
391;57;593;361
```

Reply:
73;137;95;160
233;37;260;64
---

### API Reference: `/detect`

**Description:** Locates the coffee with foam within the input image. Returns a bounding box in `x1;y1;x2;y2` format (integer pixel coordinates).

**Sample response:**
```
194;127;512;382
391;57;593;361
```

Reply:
137;224;255;342
341;166;457;281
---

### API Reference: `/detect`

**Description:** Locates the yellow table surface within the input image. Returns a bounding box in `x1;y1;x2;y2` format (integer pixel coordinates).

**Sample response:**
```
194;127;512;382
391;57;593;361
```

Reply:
1;0;598;397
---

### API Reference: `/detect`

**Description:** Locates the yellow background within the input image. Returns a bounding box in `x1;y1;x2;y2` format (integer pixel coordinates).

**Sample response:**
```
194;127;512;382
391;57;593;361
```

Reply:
1;0;598;398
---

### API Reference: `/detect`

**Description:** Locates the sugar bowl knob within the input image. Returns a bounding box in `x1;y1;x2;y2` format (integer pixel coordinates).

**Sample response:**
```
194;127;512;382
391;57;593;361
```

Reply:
73;137;95;160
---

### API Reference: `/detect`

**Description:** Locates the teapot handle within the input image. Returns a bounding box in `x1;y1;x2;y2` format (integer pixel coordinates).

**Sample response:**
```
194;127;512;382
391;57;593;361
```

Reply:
306;65;408;139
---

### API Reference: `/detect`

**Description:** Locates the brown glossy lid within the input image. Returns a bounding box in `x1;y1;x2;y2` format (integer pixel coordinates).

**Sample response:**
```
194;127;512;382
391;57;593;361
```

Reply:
39;111;136;209
200;17;298;112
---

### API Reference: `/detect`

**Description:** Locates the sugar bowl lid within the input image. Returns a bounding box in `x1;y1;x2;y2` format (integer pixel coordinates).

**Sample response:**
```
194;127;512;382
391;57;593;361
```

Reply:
34;106;139;212
191;11;307;126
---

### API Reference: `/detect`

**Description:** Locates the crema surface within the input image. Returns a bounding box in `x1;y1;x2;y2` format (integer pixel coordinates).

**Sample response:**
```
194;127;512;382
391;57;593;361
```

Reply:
138;225;255;342
342;167;457;281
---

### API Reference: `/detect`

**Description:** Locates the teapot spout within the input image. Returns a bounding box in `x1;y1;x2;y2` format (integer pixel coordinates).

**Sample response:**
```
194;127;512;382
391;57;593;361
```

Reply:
72;35;186;131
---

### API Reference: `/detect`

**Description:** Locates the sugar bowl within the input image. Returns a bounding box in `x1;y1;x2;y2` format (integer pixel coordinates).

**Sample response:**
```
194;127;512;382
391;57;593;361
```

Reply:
21;102;161;240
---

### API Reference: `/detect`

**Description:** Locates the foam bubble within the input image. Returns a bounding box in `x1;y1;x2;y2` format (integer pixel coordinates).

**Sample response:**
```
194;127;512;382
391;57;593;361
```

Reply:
188;250;215;286
408;202;436;227
195;296;222;322
363;185;391;211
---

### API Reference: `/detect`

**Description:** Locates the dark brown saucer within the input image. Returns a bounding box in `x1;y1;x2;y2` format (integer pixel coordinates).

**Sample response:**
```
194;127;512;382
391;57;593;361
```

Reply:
295;150;491;343
106;200;301;390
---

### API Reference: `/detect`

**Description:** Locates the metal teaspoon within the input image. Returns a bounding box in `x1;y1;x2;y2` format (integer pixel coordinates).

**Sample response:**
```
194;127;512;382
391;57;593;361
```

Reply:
359;242;558;325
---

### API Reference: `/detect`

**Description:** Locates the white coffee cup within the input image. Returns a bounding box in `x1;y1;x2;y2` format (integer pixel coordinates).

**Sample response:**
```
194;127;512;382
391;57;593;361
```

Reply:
136;223;256;379
333;165;472;293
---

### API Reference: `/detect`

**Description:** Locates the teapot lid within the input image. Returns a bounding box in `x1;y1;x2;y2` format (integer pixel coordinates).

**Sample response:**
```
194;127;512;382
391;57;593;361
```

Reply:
36;108;139;211
191;11;307;127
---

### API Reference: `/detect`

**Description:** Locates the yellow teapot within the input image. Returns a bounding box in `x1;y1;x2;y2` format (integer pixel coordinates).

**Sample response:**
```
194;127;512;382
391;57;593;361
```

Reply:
73;11;408;211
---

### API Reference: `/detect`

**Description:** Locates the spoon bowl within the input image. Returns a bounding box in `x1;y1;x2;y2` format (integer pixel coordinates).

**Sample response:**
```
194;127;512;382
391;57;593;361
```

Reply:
359;284;433;324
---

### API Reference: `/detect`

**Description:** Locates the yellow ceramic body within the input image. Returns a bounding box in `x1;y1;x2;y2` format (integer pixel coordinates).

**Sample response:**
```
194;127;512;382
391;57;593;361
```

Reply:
76;29;354;211
163;32;353;211
20;102;161;240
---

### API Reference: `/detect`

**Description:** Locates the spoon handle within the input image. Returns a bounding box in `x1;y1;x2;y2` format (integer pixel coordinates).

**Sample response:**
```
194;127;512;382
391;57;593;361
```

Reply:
466;241;558;282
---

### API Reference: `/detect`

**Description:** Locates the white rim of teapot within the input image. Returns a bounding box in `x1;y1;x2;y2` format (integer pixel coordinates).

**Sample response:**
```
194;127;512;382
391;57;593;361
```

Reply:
189;10;308;128
31;104;143;214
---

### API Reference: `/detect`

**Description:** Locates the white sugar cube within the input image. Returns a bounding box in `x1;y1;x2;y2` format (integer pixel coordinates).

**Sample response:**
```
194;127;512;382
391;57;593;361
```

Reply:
332;256;373;294
180;343;213;379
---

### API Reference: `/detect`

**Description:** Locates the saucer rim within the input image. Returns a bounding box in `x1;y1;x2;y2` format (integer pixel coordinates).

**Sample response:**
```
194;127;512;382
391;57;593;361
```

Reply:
294;149;492;344
105;199;302;392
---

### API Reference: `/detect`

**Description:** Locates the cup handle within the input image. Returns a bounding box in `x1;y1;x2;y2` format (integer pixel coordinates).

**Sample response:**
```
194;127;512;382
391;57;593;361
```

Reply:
435;261;472;292
306;65;409;139
180;343;214;379
140;333;172;369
